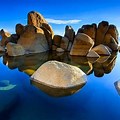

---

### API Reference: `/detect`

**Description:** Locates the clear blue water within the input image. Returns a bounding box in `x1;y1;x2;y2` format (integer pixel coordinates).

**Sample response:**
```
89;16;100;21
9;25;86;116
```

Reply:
0;52;120;120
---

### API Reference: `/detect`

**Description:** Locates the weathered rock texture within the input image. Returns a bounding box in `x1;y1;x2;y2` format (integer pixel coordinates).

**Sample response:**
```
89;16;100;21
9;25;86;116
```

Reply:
70;33;94;56
17;25;49;54
31;61;87;88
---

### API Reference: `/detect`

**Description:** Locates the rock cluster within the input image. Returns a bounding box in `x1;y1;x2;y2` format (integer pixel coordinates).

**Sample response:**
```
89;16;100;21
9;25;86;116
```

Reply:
0;11;119;57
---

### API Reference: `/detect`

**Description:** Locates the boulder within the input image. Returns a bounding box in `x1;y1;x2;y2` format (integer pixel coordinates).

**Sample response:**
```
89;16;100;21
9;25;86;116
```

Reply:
78;24;97;41
9;34;19;44
104;34;118;51
41;26;52;50
60;37;69;51
114;81;120;95
17;25;49;54
6;42;25;56
92;44;111;56
95;21;109;45
0;29;11;47
87;50;100;58
27;11;54;38
70;33;94;56
16;24;25;36
56;48;64;52
52;35;62;50
64;26;75;42
106;25;119;44
31;61;87;88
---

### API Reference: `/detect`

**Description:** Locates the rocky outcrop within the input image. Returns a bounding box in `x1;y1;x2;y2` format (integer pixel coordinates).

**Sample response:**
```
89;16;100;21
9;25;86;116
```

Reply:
31;61;87;89
70;33;94;56
0;29;11;47
6;42;25;56
27;11;54;38
17;25;49;54
92;44;111;56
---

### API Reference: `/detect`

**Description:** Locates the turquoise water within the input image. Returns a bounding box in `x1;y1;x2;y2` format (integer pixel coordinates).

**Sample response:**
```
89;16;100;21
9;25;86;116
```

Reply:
0;52;120;120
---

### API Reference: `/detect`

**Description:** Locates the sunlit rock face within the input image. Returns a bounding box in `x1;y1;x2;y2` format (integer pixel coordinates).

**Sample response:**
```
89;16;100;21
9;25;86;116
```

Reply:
70;33;94;56
17;25;49;54
0;29;11;47
27;11;54;38
31;61;87;97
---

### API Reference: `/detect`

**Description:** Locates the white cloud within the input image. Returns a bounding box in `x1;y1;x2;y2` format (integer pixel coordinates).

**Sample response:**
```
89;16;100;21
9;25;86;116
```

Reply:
46;18;81;24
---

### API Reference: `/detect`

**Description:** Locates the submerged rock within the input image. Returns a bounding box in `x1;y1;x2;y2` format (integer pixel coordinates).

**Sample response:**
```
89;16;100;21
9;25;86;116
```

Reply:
0;80;16;91
31;61;87;96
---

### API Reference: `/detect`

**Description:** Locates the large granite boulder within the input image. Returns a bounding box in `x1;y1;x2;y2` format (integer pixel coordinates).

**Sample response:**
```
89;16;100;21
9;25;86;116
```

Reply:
0;29;11;47
64;25;75;42
104;34;118;51
95;21;109;46
92;44;111;56
17;25;49;54
6;42;25;56
31;61;87;88
70;33;94;56
27;11;54;38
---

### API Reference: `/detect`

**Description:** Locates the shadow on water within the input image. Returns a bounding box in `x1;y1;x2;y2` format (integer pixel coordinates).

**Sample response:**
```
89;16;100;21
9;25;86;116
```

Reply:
2;51;118;77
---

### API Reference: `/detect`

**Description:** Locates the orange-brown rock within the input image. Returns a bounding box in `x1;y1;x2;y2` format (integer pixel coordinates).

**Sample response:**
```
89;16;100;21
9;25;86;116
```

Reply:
27;11;54;38
16;24;25;36
70;33;94;56
78;24;97;41
52;35;62;50
106;25;119;44
95;21;109;46
64;26;75;42
17;25;49;54
60;37;69;51
104;34;118;51
0;29;11;47
92;44;111;56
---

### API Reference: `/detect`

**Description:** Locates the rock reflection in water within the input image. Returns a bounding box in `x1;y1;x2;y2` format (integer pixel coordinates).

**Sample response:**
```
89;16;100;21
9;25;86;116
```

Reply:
31;79;86;97
2;51;117;77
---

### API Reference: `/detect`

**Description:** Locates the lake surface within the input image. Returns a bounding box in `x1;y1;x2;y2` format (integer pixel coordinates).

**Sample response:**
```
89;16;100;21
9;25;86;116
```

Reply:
0;51;120;120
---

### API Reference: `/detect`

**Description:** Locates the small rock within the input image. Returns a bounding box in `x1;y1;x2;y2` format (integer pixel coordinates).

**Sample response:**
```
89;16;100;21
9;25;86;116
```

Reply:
92;44;111;56
87;50;100;58
114;81;120;95
56;48;64;52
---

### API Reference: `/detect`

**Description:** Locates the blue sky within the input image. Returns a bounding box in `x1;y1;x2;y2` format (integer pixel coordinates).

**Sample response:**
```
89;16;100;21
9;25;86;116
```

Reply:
0;0;120;35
